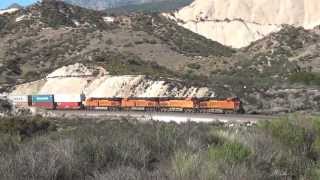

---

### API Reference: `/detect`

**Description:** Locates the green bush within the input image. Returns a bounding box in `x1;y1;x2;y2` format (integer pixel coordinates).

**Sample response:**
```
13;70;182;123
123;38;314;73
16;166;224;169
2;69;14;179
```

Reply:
187;63;201;70
0;116;55;137
1;115;320;179
172;151;202;180
208;141;251;164
289;72;320;86
257;116;320;178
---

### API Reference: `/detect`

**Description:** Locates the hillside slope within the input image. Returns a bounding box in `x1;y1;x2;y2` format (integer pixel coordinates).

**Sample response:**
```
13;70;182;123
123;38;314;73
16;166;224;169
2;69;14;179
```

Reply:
1;1;319;114
170;0;320;48
0;0;232;90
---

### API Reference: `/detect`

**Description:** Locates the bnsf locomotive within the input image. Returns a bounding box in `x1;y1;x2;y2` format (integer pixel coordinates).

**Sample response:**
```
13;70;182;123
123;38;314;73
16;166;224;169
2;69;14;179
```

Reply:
8;94;244;114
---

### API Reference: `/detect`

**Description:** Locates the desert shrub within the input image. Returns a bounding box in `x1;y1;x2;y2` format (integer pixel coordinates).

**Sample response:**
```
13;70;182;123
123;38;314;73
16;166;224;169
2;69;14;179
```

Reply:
91;166;168;180
123;42;134;47
105;38;113;45
0;116;320;179
23;71;40;81
208;141;251;164
289;72;320;86
128;58;142;65
187;63;201;70
6;58;22;75
0;116;55;137
258;116;316;151
134;40;144;45
172;151;202;180
0;99;12;113
256;115;320;179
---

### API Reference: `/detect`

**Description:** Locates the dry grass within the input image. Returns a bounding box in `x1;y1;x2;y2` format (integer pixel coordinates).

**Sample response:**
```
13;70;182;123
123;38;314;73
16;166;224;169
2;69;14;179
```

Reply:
0;115;320;180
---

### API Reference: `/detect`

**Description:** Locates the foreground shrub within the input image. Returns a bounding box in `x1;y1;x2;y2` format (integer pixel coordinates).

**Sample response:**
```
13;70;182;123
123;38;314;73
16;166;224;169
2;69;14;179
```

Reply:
0;116;55;138
172;151;202;180
0;115;319;180
289;72;320;86
208;141;251;164
256;115;320;179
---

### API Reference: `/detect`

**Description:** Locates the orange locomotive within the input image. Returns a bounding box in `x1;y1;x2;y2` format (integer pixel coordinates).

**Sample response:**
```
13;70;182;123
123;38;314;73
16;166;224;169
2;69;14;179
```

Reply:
159;97;197;112
121;98;159;111
83;97;244;113
85;98;121;110
199;97;243;113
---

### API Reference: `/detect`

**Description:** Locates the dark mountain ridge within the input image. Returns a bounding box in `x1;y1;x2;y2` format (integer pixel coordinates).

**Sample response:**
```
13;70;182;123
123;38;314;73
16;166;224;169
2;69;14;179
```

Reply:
62;0;192;11
7;3;23;9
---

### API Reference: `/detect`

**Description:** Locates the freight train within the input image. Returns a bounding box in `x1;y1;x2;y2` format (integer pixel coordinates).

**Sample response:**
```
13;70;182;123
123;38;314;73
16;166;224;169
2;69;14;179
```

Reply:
8;94;244;114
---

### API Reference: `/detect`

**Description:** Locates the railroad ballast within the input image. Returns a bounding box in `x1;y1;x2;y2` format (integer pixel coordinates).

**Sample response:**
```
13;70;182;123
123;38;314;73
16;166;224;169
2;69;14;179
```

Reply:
8;94;244;113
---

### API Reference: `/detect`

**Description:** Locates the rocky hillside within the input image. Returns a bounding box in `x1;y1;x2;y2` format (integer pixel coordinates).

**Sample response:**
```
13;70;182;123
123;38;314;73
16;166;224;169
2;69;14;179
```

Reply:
170;0;320;48
209;25;320;113
0;0;232;91
0;0;319;114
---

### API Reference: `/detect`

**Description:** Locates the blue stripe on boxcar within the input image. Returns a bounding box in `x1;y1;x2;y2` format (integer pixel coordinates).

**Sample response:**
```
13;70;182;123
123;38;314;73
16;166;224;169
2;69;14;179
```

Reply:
32;95;54;103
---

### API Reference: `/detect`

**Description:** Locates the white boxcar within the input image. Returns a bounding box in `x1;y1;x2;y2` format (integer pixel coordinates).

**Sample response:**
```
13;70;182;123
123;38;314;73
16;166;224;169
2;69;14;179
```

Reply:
8;95;30;107
8;95;29;102
54;94;84;102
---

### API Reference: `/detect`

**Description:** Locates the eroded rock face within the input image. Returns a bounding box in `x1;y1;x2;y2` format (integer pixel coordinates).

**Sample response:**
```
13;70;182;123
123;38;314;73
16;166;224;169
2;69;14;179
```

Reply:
170;0;320;48
10;63;213;98
0;8;19;15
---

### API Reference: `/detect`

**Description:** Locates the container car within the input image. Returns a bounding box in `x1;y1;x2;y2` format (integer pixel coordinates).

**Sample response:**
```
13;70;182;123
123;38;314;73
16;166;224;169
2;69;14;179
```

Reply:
8;95;32;108
56;102;82;110
31;95;55;109
54;94;84;110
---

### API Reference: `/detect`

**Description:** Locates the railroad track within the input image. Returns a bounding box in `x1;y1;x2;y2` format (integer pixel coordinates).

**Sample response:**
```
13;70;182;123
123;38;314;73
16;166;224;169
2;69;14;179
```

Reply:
49;110;277;124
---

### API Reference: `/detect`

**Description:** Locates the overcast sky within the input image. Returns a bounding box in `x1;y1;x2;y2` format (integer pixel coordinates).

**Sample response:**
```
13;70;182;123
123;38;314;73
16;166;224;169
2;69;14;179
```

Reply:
0;0;38;9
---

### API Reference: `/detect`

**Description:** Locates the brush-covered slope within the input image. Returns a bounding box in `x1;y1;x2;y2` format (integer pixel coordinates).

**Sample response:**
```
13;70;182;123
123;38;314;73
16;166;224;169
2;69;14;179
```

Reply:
170;0;320;48
0;0;232;92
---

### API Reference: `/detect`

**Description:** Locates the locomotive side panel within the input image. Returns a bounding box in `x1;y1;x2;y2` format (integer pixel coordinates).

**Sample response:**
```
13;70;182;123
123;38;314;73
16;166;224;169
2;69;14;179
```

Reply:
98;99;121;107
121;98;159;110
199;98;243;113
84;98;99;109
159;98;197;112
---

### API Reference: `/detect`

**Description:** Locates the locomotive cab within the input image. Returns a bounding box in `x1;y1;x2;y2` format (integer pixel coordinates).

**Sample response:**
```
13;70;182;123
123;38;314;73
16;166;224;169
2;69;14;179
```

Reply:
227;97;245;114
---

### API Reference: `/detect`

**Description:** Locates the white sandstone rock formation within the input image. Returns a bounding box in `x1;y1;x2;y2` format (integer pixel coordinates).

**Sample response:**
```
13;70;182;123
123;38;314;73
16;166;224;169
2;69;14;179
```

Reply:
169;0;320;48
0;8;19;15
10;63;213;98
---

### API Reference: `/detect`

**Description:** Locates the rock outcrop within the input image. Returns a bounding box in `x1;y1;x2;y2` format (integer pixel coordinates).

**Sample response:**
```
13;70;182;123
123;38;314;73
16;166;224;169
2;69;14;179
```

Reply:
10;63;213;98
0;8;19;15
170;0;320;48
